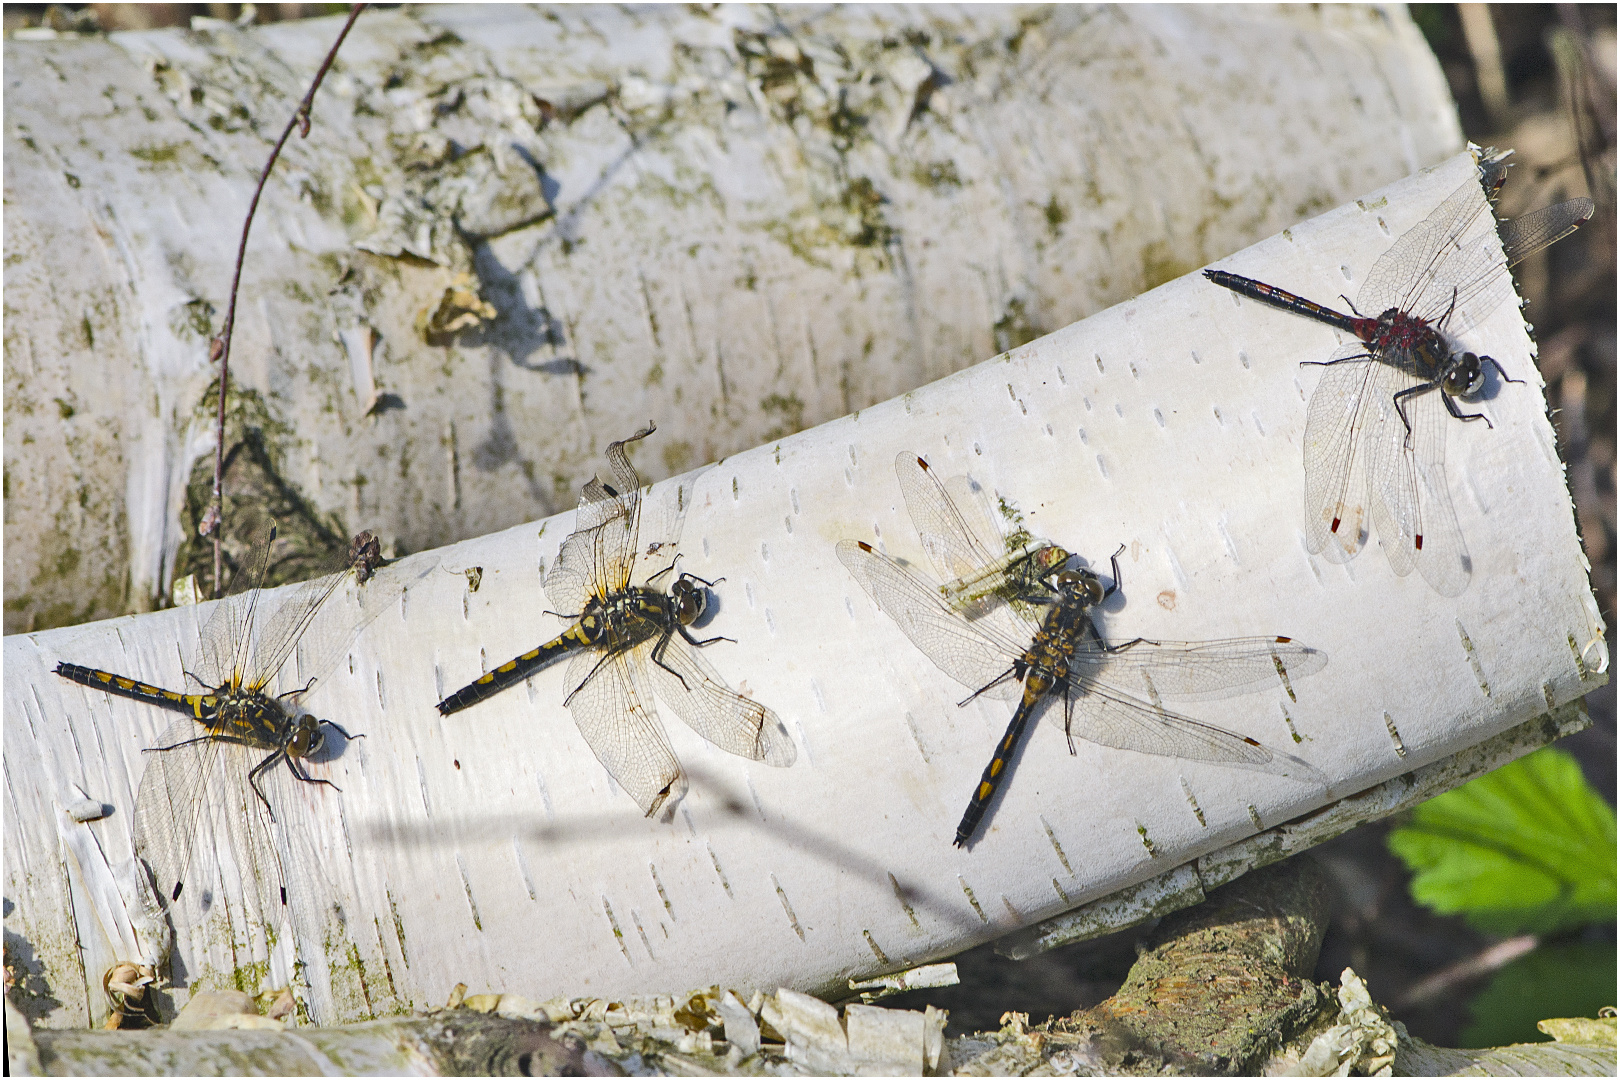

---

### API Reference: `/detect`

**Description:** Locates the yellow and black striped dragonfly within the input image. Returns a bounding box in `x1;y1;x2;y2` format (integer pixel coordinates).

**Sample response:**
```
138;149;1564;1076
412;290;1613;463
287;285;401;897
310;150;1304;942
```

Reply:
55;520;379;926
838;452;1328;848
437;424;795;816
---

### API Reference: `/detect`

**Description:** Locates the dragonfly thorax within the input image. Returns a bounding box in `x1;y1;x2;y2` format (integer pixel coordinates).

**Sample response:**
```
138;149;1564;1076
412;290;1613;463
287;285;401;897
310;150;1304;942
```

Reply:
578;588;677;650
1364;308;1445;354
210;691;293;747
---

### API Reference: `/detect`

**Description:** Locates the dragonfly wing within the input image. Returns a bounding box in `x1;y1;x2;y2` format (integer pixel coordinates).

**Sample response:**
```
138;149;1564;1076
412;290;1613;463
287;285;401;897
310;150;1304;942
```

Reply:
1500;198;1595;267
544;527;600;616
896;453;1005;584
563;645;686;817
1058;683;1326;785
590;498;640;600
1077;636;1329;702
1358;178;1491;320
581;426;655;595
249;749;344;945
132;719;221;913
634;468;705;581
1415;194;1598;343
245;569;350;694
193;590;253;691
642;633;796;767
211;743;293;931
278;551;438;698
1363;366;1471;596
1436;196;1594;338
1302;348;1383;560
836;539;1024;702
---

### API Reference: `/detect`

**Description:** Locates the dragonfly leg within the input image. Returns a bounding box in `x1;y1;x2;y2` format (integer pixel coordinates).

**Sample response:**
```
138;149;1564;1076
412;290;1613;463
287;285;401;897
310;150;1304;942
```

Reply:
246;750;287;820
283;754;342;793
1302;350;1377;368
1103;543;1126;599
276;677;317;701
321;720;362;742
958;666;1021;707
646;555;682;585
563;648;627;707
1481;355;1524;386
1393;380;1443;448
675;622;733;650
1440;390;1496;428
650;628;695;691
1438;286;1459;328
1062;685;1078;755
145;732;226;754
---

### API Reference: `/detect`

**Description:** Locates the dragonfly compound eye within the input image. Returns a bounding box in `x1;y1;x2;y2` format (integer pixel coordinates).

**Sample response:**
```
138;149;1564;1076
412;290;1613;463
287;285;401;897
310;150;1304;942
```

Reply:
289;716;325;758
1444;353;1486;397
673;577;708;625
1055;570;1097;600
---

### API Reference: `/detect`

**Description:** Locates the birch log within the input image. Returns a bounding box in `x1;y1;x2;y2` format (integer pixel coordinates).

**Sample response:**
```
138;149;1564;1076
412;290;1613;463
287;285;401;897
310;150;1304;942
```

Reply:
5;149;1607;1030
2;4;1462;635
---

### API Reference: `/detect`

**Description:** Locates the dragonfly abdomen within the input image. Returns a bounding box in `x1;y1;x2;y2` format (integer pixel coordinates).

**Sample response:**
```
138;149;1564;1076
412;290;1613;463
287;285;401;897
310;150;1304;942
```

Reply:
436;623;596;715
55;662;217;720
955;696;1043;848
1203;270;1360;335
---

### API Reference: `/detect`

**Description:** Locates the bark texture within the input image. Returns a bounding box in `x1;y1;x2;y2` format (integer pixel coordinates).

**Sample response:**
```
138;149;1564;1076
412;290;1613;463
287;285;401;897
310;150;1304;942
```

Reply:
3;4;1460;633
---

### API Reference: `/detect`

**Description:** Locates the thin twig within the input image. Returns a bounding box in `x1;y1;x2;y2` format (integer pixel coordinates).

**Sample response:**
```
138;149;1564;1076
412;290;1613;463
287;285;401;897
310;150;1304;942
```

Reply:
207;3;367;597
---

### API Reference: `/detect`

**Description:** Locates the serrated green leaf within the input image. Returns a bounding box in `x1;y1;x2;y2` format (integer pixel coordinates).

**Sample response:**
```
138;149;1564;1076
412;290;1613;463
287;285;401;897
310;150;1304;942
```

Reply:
1387;747;1616;935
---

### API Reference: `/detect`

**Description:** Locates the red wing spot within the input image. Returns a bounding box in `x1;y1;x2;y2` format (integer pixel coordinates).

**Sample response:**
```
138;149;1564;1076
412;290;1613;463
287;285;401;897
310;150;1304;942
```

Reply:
1243;737;1261;747
857;541;874;553
1330;516;1343;533
1415;534;1425;551
1276;636;1293;643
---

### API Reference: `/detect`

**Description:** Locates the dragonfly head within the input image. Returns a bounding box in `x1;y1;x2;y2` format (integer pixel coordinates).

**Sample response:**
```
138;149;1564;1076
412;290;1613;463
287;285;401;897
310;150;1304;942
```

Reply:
670;574;710;627
287;713;326;760
1055;568;1106;606
1444;352;1487;398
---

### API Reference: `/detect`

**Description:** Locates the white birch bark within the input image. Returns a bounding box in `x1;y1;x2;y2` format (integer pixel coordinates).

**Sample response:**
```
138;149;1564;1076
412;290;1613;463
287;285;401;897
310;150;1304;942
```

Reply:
3;4;1461;635
5;149;1606;1029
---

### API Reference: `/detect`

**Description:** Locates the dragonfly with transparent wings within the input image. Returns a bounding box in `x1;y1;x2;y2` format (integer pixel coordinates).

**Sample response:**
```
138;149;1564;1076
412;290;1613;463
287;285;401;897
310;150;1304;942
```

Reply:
1204;160;1593;595
838;453;1328;848
436;424;795;816
55;519;385;931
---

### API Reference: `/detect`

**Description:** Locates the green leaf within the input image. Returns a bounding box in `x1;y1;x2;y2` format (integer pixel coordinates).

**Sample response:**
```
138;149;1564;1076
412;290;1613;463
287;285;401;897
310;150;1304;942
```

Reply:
1459;939;1617;1048
1387;747;1616;935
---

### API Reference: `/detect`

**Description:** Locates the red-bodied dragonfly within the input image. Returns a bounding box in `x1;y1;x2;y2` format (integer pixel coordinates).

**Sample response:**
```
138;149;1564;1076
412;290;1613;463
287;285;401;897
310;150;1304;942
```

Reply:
55;518;392;936
837;453;1328;848
437;424;795;817
1205;166;1592;596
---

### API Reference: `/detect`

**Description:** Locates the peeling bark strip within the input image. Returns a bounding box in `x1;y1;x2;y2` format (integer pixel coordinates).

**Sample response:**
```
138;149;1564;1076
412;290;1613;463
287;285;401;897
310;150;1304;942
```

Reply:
4;6;1462;633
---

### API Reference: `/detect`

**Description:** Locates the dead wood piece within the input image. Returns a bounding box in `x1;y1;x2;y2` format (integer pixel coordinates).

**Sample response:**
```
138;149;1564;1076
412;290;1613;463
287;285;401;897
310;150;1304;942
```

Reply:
1060;857;1336;1075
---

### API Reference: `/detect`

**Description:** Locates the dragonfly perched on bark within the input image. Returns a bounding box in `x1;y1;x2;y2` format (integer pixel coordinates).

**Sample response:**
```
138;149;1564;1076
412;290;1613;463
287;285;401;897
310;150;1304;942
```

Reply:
55;517;394;936
1204;161;1593;595
838;453;1328;848
437;424;795;816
